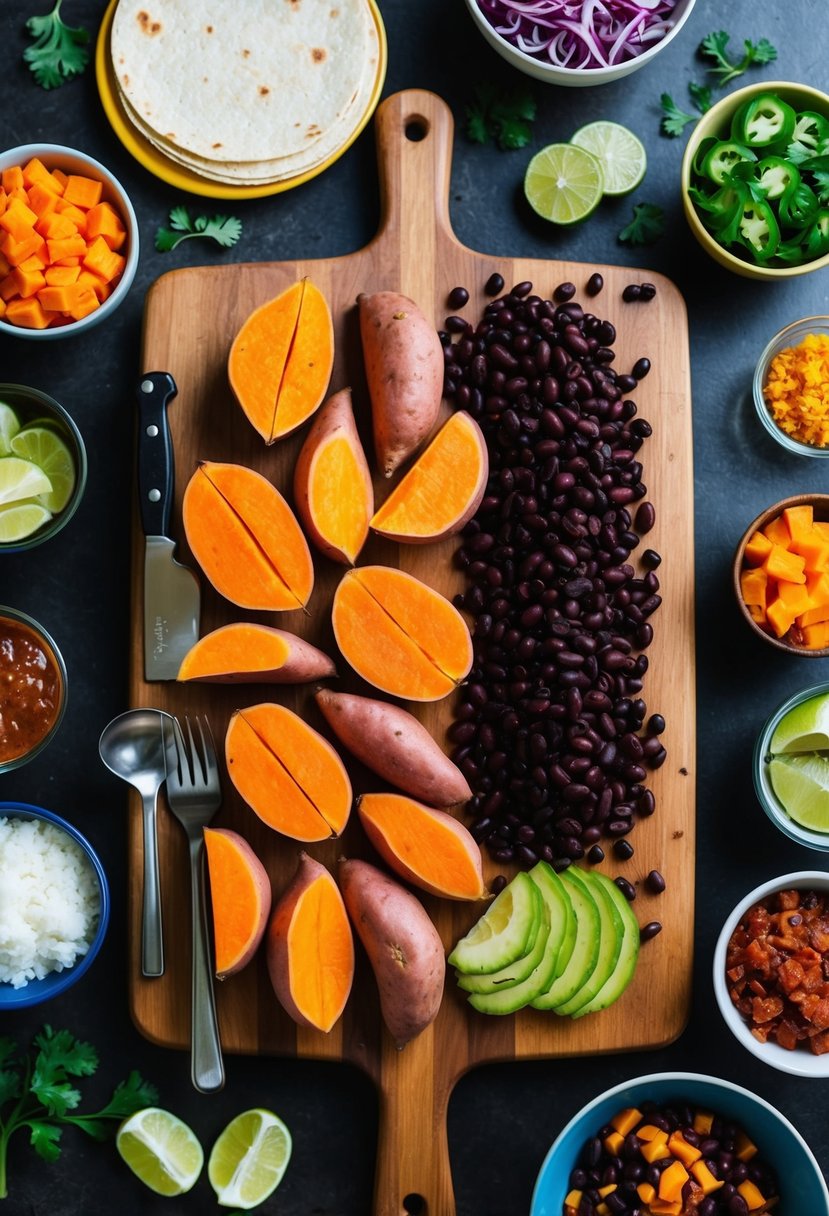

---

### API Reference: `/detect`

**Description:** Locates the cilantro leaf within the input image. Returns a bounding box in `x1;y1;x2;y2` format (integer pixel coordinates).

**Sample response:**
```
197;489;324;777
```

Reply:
618;202;665;246
26;1121;63;1163
464;83;537;151
23;0;89;89
699;30;778;86
33;1027;98;1079
660;94;697;138
155;207;243;252
688;82;713;114
87;1071;159;1125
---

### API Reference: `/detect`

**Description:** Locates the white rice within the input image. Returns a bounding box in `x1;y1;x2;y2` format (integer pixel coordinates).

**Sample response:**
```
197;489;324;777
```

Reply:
0;815;100;989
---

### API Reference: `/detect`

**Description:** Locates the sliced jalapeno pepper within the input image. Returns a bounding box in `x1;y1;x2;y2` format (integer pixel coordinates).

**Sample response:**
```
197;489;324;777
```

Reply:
732;93;797;149
756;156;801;200
701;140;757;185
792;111;829;153
775;236;809;266
689;182;746;237
737;200;780;261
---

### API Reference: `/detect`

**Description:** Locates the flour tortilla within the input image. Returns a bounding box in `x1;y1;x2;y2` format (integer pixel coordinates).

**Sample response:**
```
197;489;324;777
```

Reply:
110;0;374;165
113;14;378;183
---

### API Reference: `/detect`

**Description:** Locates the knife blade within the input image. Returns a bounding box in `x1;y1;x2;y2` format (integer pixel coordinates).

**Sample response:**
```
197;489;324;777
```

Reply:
138;372;200;681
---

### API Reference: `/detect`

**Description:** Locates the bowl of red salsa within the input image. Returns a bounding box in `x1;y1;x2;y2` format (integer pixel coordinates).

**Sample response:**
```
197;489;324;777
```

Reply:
714;871;829;1078
0;605;67;773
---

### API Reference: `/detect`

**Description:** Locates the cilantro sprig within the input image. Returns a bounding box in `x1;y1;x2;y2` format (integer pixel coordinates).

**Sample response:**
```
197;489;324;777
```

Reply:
155;206;243;253
660;83;713;138
699;30;777;87
465;83;537;151
23;0;89;89
0;1027;157;1198
618;203;665;247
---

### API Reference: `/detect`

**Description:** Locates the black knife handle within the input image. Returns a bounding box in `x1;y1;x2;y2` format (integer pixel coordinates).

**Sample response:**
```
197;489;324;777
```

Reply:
137;372;178;538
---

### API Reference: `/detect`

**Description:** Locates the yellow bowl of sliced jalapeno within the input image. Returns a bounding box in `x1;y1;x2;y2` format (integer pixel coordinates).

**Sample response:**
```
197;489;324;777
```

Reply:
681;81;829;280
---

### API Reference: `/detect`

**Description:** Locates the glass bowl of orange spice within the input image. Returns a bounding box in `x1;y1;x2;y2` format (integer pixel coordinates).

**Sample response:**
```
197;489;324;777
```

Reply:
753;316;829;456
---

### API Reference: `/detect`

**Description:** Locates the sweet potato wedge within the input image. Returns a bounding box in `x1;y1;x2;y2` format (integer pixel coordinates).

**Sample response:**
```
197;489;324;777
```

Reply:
178;623;336;684
203;828;271;980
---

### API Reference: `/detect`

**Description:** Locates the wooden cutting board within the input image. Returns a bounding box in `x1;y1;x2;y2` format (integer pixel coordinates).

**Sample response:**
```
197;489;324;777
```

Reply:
132;89;695;1216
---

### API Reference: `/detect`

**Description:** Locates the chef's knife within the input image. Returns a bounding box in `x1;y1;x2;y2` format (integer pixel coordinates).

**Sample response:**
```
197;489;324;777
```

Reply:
138;372;200;681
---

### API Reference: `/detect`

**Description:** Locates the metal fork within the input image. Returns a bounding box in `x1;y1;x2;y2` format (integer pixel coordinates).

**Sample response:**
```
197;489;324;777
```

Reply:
163;715;225;1094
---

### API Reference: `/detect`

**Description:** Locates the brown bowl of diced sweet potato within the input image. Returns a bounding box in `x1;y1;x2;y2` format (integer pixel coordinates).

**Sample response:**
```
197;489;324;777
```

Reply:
0;143;138;338
733;493;829;657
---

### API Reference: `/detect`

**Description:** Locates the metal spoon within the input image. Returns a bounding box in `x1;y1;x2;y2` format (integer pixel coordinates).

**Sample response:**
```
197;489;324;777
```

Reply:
99;708;172;977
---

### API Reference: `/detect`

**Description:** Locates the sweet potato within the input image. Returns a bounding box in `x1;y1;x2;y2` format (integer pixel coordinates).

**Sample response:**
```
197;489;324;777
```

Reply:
178;623;336;684
358;290;443;478
314;688;471;806
203;828;271;980
338;858;445;1048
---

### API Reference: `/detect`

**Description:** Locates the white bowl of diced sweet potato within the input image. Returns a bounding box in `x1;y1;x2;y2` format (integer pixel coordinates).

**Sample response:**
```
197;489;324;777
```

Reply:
0;143;138;339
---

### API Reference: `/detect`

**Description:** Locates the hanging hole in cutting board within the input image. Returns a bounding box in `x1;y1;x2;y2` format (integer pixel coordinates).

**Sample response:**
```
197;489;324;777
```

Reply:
403;1193;425;1214
405;117;429;141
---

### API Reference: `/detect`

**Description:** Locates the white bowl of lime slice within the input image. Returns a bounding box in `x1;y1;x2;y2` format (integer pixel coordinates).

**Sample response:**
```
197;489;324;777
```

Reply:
754;682;829;850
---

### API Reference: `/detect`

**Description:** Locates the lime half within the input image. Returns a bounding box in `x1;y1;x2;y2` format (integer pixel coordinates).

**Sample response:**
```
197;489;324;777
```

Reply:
116;1108;204;1197
571;121;647;196
208;1108;292;1210
0;500;52;542
0;456;52;506
10;426;76;512
524;144;604;225
770;692;829;754
0;402;21;456
769;754;829;831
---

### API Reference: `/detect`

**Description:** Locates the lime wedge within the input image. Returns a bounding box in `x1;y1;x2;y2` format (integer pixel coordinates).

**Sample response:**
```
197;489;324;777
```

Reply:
10;426;75;512
769;754;829;831
770;692;829;754
571;121;647;196
0;456;52;506
0;500;52;543
116;1108;203;1197
208;1108;292;1209
0;402;21;456
524;144;604;225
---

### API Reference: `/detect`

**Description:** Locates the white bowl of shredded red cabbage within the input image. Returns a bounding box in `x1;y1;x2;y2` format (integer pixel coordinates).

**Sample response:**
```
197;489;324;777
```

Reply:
464;0;697;84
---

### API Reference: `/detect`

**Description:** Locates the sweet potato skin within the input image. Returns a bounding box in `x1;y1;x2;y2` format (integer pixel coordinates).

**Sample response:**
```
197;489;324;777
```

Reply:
358;291;443;478
338;858;445;1048
315;688;471;806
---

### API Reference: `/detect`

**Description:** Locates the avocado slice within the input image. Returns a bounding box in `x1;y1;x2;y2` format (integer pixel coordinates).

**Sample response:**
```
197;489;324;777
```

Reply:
530;866;600;1010
448;871;541;975
571;871;640;1018
466;897;553;1015
456;895;547;993
553;868;624;1017
531;860;577;982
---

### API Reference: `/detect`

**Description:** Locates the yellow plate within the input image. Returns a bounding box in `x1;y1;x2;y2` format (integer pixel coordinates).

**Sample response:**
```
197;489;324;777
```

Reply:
95;0;387;200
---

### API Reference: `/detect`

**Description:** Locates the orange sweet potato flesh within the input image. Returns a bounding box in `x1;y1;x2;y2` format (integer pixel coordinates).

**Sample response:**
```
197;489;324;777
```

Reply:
358;793;485;900
370;411;488;544
338;857;444;1047
178;623;336;684
226;703;352;841
182;461;314;610
267;852;354;1033
358;291;443;478
204;828;272;979
331;565;473;701
315;687;471;805
293;387;373;565
228;278;333;443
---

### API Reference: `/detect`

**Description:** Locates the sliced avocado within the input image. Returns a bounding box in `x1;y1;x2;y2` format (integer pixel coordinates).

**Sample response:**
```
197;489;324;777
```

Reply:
530;866;600;1010
456;898;546;993
530;860;577;982
448;871;541;975
553;868;624;1017
572;871;640;1018
466;898;553;1015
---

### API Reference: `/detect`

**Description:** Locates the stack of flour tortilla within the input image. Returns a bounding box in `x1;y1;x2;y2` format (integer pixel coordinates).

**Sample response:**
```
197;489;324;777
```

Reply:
109;0;380;186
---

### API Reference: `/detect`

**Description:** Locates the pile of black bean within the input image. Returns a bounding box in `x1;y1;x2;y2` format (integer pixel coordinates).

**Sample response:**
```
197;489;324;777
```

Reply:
567;1103;780;1215
441;277;665;873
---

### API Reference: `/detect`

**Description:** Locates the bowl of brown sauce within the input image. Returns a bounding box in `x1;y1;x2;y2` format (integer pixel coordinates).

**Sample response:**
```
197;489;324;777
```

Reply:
0;606;67;772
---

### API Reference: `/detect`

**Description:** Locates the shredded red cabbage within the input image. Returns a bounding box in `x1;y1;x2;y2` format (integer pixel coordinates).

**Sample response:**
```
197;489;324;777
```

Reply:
474;0;679;69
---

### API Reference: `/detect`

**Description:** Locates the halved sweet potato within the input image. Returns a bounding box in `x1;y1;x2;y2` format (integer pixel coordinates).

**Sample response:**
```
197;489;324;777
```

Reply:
182;461;314;611
331;565;473;701
226;703;352;841
293;387;373;565
267;852;354;1033
229;278;333;443
203;828;271;980
358;793;485;901
370;412;488;543
178;623;335;684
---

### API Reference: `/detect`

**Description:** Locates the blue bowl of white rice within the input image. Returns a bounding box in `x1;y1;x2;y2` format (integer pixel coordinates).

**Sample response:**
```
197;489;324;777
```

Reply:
0;802;110;1009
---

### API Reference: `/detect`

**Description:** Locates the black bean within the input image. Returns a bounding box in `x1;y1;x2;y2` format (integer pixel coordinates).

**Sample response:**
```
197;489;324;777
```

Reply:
448;286;470;310
639;920;662;942
647;714;665;735
586;272;604;297
614;839;634;861
645;869;666;895
554;281;576;302
622;284;642;302
587;844;605;864
634;501;655;534
615;876;636;901
631;357;651;380
640;282;657;301
484;272;505;296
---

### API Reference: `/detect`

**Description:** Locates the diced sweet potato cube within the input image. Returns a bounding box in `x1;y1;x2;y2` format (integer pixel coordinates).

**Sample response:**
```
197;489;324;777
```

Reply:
748;603;766;625
741;567;768;607
610;1108;642;1136
1;230;46;267
0;273;17;302
44;264;80;286
36;212;77;241
737;1180;766;1210
82;235;124;283
667;1131;701;1167
1;167;24;192
563;1189;581;1214
766;596;797;638
806;570;829;606
77;269;111;301
26;181;59;217
778;580;810;615
802;621;829;649
55;199;88;235
0;197;38;235
36;284;82;312
598;1184;617;1198
637;1125;667;1142
5;296;50;328
650;1201;682;1216
22;157;64;195
85;201;126;250
62;174;102;210
783;504;813;543
658;1160;689;1202
764;515;791;546
637;1183;657;1205
744;530;773;565
799;603;829;628
12;265;45;299
603;1131;623;1155
764;545;806;583
0;298;6;318
46;234;87;263
641;1136;671;1163
66;287;99;321
18;252;45;273
793;529;829;573
692;1111;714;1136
691;1161;724;1194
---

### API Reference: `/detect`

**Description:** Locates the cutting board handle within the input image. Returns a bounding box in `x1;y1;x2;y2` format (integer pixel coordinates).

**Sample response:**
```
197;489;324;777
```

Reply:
372;89;456;268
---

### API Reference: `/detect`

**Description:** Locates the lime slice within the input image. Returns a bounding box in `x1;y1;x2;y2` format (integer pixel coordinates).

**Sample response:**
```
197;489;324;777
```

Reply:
770;692;829;754
10;426;75;512
0;402;21;456
769;754;829;831
208;1108;292;1209
0;456;52;506
0;500;52;543
524;144;604;225
571;121;647;196
116;1108;204;1197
